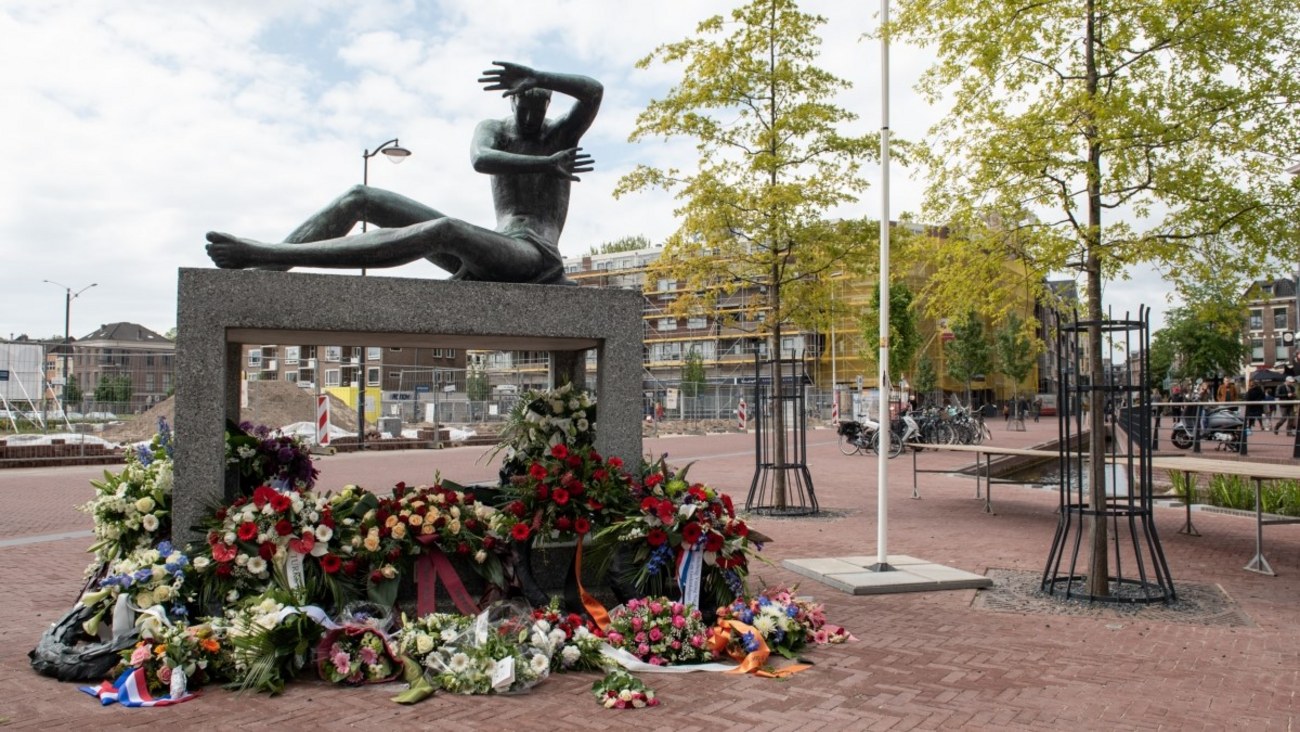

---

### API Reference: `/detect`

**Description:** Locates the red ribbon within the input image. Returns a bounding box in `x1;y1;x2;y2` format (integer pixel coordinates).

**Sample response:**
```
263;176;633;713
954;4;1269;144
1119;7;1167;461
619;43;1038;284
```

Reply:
415;544;480;617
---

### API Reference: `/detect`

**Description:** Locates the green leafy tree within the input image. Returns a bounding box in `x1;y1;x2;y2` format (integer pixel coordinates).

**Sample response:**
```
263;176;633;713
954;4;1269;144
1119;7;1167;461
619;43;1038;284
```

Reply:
1151;304;1247;384
466;368;491;402
94;374;132;407
890;0;1300;596
63;377;83;408
680;348;707;398
993;312;1038;417
588;235;653;256
946;310;992;408
617;0;876;507
863;282;920;383
913;354;937;407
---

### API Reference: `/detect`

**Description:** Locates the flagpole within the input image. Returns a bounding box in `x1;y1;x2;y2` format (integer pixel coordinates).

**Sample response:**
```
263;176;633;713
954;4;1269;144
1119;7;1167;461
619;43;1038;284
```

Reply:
872;0;895;572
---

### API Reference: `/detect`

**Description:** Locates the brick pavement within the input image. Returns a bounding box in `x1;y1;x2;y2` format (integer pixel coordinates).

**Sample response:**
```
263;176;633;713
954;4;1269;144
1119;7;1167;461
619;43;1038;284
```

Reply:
2;419;1298;729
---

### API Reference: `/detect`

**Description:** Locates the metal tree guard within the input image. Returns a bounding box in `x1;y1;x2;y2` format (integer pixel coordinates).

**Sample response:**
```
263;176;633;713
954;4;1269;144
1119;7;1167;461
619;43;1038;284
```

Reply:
1041;306;1175;603
745;352;818;515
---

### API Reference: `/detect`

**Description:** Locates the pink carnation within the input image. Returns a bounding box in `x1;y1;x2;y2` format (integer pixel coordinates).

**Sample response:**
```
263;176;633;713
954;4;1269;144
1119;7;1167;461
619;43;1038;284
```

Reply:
332;650;351;674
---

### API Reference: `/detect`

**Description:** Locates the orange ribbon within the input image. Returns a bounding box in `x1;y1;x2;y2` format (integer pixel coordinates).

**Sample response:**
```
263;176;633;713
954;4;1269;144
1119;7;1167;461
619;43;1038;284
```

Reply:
707;619;810;678
573;538;610;631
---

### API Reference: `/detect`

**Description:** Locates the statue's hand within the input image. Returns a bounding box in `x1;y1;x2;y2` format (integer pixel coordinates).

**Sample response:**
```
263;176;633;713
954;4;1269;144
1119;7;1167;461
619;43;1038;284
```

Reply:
478;61;540;97
547;147;594;181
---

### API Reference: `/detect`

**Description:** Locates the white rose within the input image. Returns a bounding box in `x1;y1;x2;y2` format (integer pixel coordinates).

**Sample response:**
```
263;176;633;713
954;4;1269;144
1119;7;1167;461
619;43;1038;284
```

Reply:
474;550;487;564
604;697;617;709
223;532;236;544
226;589;240;603
415;635;434;655
134;497;155;514
192;557;210;571
619;689;633;702
153;585;173;602
236;553;249;567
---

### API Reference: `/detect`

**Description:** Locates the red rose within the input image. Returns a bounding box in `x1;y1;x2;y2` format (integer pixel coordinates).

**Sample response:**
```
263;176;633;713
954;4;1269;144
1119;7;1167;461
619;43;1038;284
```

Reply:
734;520;749;537
275;519;293;536
377;509;390;524
394;481;407;496
645;473;663;488
457;542;471;555
656;500;676;524
434;516;447;529
551;444;569;459
593;469;608;482
566;454;583;469
320;553;341;574
464;492;476;505
237;522;258;542
270;493;292;513
573;517;591;535
681;522;703;546
215;563;233;577
465;518;479;531
609;456;623;469
647;528;668;546
207;531;220;544
370;570;384;584
721;494;735;518
343;559;360;576
259;541;275;561
536;485;550;501
590;451;602;463
512;523;532;541
552;488;570;506
483;536;497;550
704;531;725;553
529;463;549;480
509;501;527;518
640;497;658;513
215;508;227;521
386;548;402;563
555;516;573;532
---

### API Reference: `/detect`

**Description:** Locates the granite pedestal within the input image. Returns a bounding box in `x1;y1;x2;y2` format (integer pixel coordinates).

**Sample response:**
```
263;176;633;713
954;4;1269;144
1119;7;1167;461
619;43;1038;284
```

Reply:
173;268;643;545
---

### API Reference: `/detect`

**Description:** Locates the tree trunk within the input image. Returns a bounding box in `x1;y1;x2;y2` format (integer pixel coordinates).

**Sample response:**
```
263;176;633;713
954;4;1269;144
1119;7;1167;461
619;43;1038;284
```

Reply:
1083;0;1109;597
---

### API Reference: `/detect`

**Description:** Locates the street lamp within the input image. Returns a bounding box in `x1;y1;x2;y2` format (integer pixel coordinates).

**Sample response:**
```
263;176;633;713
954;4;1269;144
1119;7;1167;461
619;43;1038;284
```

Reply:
356;137;412;449
42;280;97;412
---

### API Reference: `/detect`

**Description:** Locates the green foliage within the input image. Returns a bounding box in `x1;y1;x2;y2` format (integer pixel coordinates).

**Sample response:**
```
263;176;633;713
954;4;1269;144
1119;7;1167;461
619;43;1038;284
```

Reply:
993;312;1038;400
588;235;653;256
945;310;992;404
680;348;707;398
862;282;920;382
888;0;1300;593
466;368;490;402
1152;282;1248;381
1167;470;1196;502
93;374;132;404
63;377;83;405
913;355;937;405
1208;475;1254;512
616;0;878;354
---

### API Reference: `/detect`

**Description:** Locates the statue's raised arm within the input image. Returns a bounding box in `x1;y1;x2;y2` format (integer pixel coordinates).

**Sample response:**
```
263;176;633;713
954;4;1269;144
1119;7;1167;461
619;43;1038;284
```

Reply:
478;61;603;144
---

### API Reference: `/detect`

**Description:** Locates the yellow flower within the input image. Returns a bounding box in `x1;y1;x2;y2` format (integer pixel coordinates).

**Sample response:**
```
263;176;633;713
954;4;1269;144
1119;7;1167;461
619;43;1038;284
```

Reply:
154;643;168;658
363;534;381;552
391;523;408;540
408;514;423;527
422;524;435;536
385;515;399;529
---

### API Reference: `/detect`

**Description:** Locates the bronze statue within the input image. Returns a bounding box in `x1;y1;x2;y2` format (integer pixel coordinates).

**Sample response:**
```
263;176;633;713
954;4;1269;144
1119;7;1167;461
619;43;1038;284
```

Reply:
205;62;602;285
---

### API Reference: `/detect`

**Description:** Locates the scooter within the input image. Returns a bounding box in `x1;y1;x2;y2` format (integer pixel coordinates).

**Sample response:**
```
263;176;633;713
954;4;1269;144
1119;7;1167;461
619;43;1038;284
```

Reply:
1169;405;1244;451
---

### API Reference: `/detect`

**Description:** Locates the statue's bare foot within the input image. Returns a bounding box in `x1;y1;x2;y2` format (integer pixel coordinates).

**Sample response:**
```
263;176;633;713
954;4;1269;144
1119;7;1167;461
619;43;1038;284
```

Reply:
206;231;274;269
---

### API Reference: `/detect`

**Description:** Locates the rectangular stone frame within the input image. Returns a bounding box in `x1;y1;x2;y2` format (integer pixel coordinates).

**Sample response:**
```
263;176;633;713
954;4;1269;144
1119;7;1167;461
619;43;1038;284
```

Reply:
174;268;643;544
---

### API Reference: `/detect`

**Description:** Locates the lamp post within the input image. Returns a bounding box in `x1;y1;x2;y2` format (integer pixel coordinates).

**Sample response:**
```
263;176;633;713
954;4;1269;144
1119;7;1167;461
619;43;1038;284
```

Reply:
356;138;412;449
42;280;97;411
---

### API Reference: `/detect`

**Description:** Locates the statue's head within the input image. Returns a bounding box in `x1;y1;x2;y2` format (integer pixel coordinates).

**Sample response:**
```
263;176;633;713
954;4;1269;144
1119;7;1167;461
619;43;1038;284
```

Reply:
512;87;551;137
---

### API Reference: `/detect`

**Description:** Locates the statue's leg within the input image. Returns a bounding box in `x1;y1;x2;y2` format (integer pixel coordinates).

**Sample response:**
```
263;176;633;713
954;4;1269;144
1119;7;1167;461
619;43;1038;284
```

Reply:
207;218;547;277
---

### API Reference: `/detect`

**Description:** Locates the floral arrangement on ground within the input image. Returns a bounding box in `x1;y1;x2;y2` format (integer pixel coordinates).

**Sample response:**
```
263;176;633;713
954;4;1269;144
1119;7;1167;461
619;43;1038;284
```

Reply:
37;389;851;709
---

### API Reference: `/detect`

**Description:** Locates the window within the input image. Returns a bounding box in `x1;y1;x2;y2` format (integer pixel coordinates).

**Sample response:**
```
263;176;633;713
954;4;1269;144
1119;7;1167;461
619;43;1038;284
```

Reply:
367;347;381;361
285;372;298;383
367;367;380;386
659;318;677;331
324;369;341;387
389;347;403;352
324;346;342;362
162;374;171;390
1249;309;1264;331
1275;308;1289;330
146;354;154;366
1251;337;1265;363
285;347;299;365
687;317;708;329
1275;337;1291;363
145;374;154;391
446;349;456;358
248;349;263;368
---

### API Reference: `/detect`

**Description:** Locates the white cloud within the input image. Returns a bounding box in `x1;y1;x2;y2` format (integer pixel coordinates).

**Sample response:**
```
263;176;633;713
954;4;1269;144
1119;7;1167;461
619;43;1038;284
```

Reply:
0;0;1179;342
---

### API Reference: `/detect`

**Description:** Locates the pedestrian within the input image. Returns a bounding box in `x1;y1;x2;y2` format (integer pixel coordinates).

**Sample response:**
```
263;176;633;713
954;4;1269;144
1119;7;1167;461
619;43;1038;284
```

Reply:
1032;396;1042;422
1244;379;1266;430
1217;378;1239;403
1274;376;1296;435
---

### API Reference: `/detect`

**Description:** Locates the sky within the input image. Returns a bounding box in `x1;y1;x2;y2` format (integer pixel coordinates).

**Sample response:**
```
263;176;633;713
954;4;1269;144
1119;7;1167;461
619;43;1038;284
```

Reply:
1;0;1178;343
